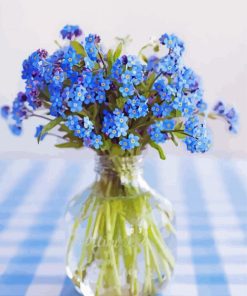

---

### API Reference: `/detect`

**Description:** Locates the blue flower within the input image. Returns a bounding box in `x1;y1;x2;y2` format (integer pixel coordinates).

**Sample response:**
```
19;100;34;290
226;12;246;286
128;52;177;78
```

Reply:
108;128;120;138
50;89;65;117
196;99;207;112
213;102;239;133
161;103;173;117
119;137;130;150
81;71;93;87
126;55;141;69
151;103;163;117
73;85;86;101
66;115;79;130
131;65;144;85
121;65;143;86
96;91;106;103
66;115;94;139
84;91;96;104
214;101;225;115
9;124;22;136
85;34;96;43
114;111;128;128
62;47;81;70
52;70;64;86
85;44;98;61
184;125;211;153
125;96;148;119
149;128;168;143
225;108;238;133
22;50;47;81
172;96;184;111
85;34;98;61
11;92;28;124
176;67;199;90
153;79;166;93
158;56;178;74
68;99;83;112
91;134;103;149
119;84;135;97
181;99;194;117
128;134;140;149
95;74;111;90
148;121;169;143
84;57;95;70
1;106;10;119
184;116;200;134
159;33;185;57
119;134;140;150
163;119;175;130
111;59;123;80
60;25;82;40
121;70;133;84
159;85;175;103
102;109;129;138
84;116;94;131
146;56;159;72
34;125;46;141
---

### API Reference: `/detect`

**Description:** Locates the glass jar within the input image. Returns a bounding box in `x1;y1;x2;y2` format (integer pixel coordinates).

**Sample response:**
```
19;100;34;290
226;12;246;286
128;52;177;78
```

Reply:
65;155;177;296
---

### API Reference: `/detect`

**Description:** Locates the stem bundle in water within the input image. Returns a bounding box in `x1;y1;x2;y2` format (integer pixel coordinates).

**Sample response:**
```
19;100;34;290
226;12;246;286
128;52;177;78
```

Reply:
66;173;176;296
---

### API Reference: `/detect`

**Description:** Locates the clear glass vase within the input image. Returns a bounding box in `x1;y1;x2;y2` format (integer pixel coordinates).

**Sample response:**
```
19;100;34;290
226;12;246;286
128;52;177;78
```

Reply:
65;155;177;296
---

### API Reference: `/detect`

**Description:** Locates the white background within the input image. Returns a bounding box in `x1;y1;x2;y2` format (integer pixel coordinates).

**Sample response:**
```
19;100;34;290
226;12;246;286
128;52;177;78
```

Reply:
0;0;246;158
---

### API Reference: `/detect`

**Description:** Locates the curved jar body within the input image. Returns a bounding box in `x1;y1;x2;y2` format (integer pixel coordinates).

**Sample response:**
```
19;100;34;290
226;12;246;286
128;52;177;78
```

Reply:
65;155;177;296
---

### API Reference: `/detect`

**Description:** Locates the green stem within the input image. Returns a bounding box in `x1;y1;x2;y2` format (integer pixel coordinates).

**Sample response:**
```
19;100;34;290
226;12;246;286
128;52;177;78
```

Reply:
148;240;163;283
148;223;175;269
105;202;121;295
130;224;139;296
66;217;80;265
95;262;107;296
144;228;152;295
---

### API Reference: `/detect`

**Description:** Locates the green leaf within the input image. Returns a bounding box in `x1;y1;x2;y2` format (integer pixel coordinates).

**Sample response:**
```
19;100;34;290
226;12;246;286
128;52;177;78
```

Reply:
70;41;87;57
55;141;83;149
58;124;71;133
175;121;184;130
107;49;113;70
101;139;112;151
131;116;149;130
170;132;178;146
113;43;123;61
173;131;187;139
140;54;148;63
111;144;123;156
63;79;71;87
149;140;166;160
208;112;218;119
153;44;159;52
145;73;156;90
39;86;50;100
116;97;127;109
38;117;63;143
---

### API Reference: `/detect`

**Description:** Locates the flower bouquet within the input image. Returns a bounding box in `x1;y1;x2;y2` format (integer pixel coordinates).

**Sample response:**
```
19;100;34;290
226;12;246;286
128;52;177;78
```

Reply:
1;25;238;296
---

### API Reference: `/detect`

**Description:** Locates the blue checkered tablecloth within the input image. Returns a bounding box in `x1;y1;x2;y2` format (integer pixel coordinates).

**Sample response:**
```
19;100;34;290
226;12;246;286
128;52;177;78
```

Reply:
0;156;246;296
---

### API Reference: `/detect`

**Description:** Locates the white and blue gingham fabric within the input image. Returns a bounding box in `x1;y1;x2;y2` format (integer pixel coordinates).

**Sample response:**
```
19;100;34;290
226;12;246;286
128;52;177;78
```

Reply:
0;156;246;296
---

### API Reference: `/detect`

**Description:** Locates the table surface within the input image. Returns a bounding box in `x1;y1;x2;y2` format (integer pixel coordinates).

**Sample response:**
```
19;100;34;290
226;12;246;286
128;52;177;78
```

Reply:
0;156;246;296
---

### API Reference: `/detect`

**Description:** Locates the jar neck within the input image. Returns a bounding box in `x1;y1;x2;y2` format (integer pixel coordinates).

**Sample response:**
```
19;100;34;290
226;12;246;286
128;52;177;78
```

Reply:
95;154;144;180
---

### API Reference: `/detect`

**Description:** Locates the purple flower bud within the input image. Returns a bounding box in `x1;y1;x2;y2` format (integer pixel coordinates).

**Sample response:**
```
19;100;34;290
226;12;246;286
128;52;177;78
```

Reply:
94;35;101;44
122;55;128;65
213;101;225;115
110;83;117;90
18;92;27;102
225;108;237;121
37;49;48;59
